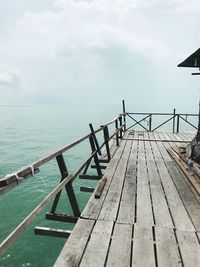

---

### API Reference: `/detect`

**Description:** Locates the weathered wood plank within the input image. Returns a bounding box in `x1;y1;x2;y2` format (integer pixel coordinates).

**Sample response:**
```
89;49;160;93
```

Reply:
94;177;107;199
166;161;200;232
176;230;200;267
106;223;132;267
147;160;174;228
155;227;181;267
117;141;137;224
143;131;149;139
152;131;161;140
150;141;163;161
144;141;154;161
81;139;127;220
132;224;155;267
98;141;131;221
79;220;113;267
138;140;145;161
157;161;195;232
54;218;95;267
156;141;172;161
136;150;154;226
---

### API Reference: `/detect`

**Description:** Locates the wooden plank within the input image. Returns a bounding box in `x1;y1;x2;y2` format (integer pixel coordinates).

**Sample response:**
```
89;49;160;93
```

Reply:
144;141;154;161
132;224;155;267
98;141;131;221
172;145;200;177
46;213;78;223
143;131;149;139
106;223;132;267
138;140;145;161
176;230;200;267
34;226;71;238
157;161;195;232
156;141;172;161
136;152;154;226
147;160;174;228
167;150;200;196
79;220;113;267
54;218;95;267
148;131;155;139
162;131;172;141
155;227;181;267
152;131;161;140
81;139;127;220
117;141;137;224
80;187;94;193
150;141;163;161
177;132;191;141
94;177;107;199
156;131;168;141
166;161;200;232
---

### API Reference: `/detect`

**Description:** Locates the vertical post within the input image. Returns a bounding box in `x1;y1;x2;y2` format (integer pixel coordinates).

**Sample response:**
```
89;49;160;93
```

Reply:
89;136;102;178
119;115;123;139
53;154;80;217
122;100;126;132
115;119;119;146
173;108;176;133
149;114;152;132
103;126;111;161
89;123;101;156
177;115;180;133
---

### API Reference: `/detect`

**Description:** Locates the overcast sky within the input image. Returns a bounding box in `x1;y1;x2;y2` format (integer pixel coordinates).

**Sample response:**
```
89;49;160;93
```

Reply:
0;0;200;111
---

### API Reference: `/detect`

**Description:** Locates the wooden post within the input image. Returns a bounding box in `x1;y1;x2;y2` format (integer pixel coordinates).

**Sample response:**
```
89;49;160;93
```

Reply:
103;126;111;161
115;119;119;146
89;136;102;178
149;114;152;132
89;123;101;156
51;154;80;217
122;100;126;131
173;108;176;133
177;115;180;133
119;115;123;139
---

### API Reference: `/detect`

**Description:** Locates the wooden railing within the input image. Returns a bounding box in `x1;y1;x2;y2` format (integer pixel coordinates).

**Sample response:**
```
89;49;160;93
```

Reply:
124;109;198;133
0;113;125;255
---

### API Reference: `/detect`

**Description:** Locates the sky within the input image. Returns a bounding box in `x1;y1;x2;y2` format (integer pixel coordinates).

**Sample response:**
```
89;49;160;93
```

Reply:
0;0;200;112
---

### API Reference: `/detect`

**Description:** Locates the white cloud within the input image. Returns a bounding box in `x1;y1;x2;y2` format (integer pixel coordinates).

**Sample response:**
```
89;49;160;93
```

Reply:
0;66;23;91
0;0;199;107
5;0;170;61
168;0;200;14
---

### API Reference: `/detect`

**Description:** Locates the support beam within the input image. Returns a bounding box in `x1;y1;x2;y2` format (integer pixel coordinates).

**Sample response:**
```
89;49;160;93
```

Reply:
80;187;95;193
79;175;100;180
46;213;78;223
34;227;71;238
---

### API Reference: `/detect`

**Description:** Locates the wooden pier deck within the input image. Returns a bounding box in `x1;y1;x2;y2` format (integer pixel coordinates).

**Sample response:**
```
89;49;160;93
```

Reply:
54;130;200;267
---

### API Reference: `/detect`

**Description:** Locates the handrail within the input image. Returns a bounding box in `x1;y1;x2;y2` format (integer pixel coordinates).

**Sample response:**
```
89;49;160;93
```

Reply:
127;112;198;116
0;114;124;187
0;112;126;255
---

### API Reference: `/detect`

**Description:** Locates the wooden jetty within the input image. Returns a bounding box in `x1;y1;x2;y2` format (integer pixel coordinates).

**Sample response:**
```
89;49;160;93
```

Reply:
0;102;200;266
54;130;200;267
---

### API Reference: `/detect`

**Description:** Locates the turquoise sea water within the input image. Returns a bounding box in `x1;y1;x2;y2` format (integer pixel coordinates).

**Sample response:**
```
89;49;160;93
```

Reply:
0;104;121;267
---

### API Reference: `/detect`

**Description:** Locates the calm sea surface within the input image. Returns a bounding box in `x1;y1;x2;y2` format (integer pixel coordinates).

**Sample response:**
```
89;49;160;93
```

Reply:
0;104;121;267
